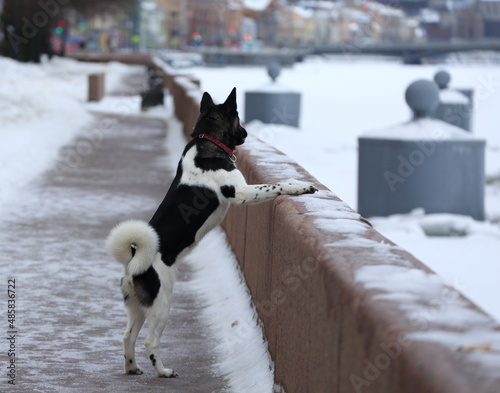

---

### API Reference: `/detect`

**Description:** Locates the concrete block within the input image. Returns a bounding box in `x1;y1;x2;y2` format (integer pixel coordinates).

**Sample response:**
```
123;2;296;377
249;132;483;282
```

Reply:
245;90;301;127
433;70;473;132
358;138;485;220
358;79;485;220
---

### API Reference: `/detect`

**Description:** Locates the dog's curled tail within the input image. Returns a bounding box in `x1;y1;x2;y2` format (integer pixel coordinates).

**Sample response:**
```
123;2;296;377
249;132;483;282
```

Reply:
106;220;159;276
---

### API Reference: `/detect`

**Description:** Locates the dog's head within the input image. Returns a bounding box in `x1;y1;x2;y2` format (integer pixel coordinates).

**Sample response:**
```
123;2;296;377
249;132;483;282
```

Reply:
191;87;247;148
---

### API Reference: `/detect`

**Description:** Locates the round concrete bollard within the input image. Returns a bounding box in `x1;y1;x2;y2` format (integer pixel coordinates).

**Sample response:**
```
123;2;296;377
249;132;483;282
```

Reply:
267;62;281;82
244;63;301;127
434;70;451;89
432;70;473;132
358;79;485;220
405;79;440;118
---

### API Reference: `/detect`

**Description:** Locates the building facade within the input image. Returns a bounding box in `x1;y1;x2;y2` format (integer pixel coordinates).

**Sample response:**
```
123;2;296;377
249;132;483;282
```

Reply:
479;0;500;38
183;0;243;46
156;0;182;48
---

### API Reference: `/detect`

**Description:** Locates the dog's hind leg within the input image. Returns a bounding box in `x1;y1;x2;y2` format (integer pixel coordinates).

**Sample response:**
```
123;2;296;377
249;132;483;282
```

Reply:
122;279;146;375
144;282;177;378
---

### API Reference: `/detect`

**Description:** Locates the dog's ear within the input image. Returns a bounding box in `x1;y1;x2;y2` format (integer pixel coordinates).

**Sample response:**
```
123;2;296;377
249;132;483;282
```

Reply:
223;87;237;115
200;92;215;113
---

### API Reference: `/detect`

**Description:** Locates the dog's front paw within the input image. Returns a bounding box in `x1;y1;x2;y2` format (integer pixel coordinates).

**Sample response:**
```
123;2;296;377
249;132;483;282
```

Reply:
157;368;178;378
295;185;318;195
304;185;318;194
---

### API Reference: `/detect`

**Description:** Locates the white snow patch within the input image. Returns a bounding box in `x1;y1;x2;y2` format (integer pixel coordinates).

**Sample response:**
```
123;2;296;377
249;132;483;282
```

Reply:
87;94;170;120
361;117;479;141
184;228;275;393
0;55;138;211
439;89;470;104
248;81;300;94
175;75;204;102
356;264;444;299
301;191;360;220
370;210;500;322
355;264;493;329
370;209;500;238
243;134;307;182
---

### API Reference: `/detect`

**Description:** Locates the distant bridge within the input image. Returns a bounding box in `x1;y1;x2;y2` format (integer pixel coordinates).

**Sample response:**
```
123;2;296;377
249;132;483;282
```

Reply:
309;40;500;64
198;40;500;65
69;40;500;67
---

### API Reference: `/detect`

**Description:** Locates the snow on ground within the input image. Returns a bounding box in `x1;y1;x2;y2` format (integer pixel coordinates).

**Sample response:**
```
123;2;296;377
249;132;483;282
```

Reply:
0;56;275;390
369;209;500;322
0;55;137;211
185;55;500;322
185;227;275;392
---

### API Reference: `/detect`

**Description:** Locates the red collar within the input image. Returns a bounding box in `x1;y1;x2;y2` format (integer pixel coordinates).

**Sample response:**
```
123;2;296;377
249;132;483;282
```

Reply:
198;134;237;162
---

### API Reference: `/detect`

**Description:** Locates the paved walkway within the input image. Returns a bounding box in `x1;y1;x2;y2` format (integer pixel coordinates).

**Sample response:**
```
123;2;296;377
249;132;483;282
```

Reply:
0;74;229;392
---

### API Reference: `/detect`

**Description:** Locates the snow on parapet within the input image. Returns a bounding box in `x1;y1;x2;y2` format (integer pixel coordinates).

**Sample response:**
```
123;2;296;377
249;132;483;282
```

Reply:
174;76;204;102
243;134;307;181
241;133;500;374
355;264;494;327
243;135;385;241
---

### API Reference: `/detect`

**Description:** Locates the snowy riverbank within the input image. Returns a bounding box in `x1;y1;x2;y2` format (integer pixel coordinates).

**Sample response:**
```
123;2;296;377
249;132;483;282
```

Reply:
186;55;500;322
2;54;499;323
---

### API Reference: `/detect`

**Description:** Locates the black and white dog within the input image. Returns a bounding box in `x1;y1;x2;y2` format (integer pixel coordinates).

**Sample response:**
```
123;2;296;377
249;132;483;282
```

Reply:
106;87;318;378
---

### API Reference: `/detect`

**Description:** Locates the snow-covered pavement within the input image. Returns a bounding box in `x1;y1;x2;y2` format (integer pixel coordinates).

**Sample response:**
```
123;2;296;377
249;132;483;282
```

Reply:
0;61;274;392
0;112;232;392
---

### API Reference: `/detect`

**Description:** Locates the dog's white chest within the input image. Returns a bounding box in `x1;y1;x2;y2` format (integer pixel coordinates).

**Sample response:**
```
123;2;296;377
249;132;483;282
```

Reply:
179;146;232;241
180;146;236;191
